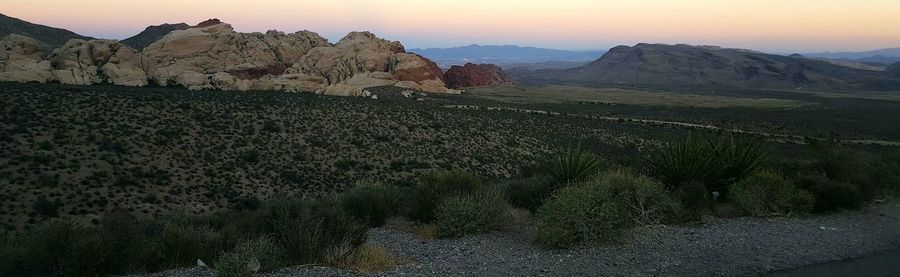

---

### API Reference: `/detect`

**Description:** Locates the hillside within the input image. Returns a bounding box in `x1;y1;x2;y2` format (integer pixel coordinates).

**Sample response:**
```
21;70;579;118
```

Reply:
0;13;92;51
410;44;605;68
512;43;898;91
121;23;190;50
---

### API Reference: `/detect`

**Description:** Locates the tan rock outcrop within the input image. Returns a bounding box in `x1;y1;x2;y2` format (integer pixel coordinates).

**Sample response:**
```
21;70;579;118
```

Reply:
0;34;53;83
48;39;147;86
260;30;330;64
141;23;281;86
3;21;458;96
291;31;403;84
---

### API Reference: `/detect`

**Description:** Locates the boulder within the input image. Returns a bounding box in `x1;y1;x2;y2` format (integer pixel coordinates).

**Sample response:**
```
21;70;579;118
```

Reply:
48;39;147;86
141;22;281;87
0;34;53;83
443;63;513;88
389;53;444;83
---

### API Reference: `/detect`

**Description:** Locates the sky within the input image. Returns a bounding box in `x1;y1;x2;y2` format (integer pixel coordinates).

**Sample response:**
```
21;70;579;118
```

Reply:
3;0;900;53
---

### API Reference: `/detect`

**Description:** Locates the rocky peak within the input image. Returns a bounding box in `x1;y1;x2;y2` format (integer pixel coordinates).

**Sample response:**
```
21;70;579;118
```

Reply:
195;19;223;28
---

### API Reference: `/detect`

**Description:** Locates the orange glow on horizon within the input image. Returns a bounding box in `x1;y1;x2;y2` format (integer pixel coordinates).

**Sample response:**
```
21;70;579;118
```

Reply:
2;0;899;52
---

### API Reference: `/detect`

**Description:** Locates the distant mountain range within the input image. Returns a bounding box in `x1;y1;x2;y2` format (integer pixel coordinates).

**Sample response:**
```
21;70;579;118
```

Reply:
802;48;900;65
0;13;92;51
409;45;606;69
511;43;900;91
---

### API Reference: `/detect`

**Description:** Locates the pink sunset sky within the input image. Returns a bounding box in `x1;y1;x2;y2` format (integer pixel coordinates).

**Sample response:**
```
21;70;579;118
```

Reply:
3;0;900;52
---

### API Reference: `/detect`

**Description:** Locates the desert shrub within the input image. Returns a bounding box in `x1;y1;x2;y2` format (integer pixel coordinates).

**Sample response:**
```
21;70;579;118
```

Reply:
601;169;680;225
264;198;368;264
674;180;711;210
505;175;555;212
341;183;407;227
435;189;512;238
32;196;61;218
645;134;722;190
795;174;864;213
143;220;227;272
547;144;604;184
535;170;678;248
730;171;814;216
813;147;900;199
0;219;133;277
408;171;486;223
215;237;280;277
327;243;402;273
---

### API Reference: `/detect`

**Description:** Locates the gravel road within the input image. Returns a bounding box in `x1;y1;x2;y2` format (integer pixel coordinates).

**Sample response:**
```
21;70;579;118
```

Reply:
150;202;900;277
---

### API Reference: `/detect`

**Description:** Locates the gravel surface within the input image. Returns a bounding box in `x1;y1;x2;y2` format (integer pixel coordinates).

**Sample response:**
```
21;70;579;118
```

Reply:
148;202;900;277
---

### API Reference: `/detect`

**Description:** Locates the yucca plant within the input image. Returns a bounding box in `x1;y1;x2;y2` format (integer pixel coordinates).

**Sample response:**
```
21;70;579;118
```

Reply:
547;144;604;184
715;134;766;189
644;133;723;190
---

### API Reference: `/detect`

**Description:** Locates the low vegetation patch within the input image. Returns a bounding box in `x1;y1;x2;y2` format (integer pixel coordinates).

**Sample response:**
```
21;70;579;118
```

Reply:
328;243;404;273
0;197;367;277
535;170;678;248
730;171;814;217
408;171;487;223
435;189;513;238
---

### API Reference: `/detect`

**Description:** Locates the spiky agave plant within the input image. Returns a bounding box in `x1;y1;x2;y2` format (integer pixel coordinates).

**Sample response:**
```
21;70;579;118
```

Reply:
547;144;604;184
644;133;723;190
716;134;767;186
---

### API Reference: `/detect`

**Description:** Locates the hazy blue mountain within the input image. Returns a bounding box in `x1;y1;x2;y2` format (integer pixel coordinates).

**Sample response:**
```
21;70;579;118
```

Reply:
0;13;93;51
803;48;900;65
409;44;606;68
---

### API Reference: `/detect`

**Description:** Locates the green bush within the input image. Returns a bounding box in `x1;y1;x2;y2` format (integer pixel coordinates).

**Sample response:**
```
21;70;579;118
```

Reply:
408;171;486;223
341;183;407;227
215;237;280;277
435;189;512;238
0;195;373;276
264;198;368;264
505;176;555;212
730;171;814;216
674;180;711;210
795;174;864;213
535;170;678;248
645;134;722;190
601;169;680;225
813;147;900;200
146;220;227;271
547;144;604;184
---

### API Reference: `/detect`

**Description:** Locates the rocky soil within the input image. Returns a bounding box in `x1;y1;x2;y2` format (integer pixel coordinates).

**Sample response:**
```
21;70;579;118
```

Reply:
149;201;900;276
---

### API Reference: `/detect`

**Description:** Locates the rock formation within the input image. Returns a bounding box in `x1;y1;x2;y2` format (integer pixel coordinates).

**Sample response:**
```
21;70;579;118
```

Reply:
0;34;53;83
49;39;147;86
0;18;458;96
443;63;513;88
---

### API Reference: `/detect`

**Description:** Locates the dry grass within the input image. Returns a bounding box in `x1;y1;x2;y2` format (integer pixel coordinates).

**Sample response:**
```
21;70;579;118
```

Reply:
414;224;440;240
327;243;404;273
469;85;810;108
